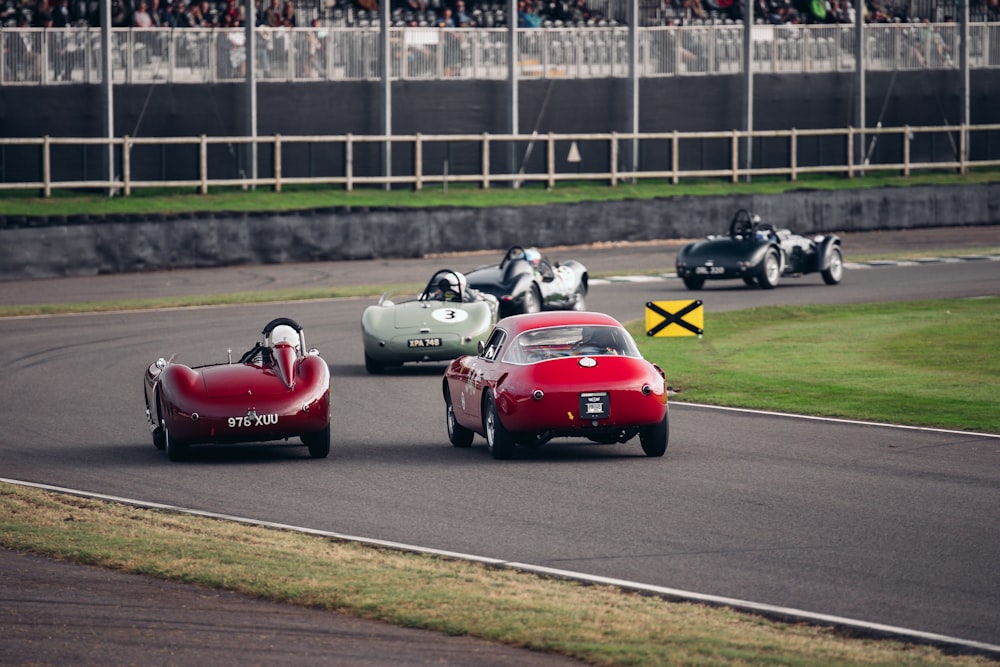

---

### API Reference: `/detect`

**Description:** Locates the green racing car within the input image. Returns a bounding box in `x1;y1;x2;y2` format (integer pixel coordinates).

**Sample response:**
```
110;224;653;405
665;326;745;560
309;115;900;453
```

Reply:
360;269;500;374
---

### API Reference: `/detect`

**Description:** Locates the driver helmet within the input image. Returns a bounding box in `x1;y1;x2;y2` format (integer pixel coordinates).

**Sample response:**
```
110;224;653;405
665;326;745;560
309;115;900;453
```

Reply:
440;272;467;301
577;326;617;354
524;248;541;266
268;324;299;350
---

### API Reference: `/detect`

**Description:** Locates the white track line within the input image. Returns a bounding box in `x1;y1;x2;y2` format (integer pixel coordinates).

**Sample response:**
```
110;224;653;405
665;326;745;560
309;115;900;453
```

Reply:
590;255;1000;284
672;401;1000;439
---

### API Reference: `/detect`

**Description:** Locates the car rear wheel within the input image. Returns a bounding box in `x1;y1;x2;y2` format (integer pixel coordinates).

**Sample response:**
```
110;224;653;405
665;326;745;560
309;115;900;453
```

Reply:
639;410;669;457
445;387;474;447
821;247;844;285
302;424;331;458
364;352;384;374
151;426;166;450
758;250;781;289
484;394;515;460
682;275;705;290
521;285;541;314
164;427;189;462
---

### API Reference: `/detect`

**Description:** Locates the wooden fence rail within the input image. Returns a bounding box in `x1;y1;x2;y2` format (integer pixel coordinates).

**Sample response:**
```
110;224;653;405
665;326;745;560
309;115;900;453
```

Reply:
2;124;999;197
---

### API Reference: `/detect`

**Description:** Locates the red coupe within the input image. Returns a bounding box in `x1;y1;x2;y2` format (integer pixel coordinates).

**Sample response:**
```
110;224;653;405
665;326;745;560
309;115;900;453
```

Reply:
143;318;331;461
442;311;669;459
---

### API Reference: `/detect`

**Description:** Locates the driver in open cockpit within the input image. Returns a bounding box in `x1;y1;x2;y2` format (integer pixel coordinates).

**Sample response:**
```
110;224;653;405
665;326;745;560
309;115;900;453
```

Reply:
240;323;300;364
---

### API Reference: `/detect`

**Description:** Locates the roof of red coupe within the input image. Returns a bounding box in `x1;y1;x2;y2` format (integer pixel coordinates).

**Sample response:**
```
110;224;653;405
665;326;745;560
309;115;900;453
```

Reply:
497;311;623;336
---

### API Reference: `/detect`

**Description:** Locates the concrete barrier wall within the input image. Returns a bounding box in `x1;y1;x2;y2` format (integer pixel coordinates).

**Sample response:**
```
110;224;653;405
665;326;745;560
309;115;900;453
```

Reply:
2;183;998;281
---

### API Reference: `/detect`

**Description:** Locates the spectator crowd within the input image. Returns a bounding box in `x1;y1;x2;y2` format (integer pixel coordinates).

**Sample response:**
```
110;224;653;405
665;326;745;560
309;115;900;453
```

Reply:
1;0;997;30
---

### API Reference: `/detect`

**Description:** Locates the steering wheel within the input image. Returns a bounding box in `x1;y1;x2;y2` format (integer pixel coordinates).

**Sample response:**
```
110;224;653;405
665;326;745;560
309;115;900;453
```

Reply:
421;269;463;301
729;209;755;239
500;245;527;269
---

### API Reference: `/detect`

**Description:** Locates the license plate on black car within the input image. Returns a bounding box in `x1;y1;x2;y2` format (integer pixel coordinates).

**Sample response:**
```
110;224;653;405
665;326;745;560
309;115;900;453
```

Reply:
579;392;609;419
408;337;442;348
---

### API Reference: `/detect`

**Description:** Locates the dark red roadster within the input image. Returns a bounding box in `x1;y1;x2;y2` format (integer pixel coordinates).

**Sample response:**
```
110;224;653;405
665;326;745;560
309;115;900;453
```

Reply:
442;312;669;459
143;318;331;461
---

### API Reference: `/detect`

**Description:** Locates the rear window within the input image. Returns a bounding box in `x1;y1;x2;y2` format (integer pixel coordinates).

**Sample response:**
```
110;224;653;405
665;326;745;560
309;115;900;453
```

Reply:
503;325;640;364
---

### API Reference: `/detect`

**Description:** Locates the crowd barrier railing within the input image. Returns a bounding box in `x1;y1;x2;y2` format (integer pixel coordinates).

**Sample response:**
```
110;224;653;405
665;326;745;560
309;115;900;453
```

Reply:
2;124;998;196
2;23;998;86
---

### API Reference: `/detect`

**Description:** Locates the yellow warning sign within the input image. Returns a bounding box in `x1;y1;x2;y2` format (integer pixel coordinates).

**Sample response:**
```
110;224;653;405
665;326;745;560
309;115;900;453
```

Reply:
645;300;704;337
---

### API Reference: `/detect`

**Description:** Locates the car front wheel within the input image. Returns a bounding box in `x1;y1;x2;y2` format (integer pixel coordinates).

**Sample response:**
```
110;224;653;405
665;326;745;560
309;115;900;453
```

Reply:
445;387;474;447
639;410;669;457
148;391;166;450
484;394;515;460
821;247;844;285
758;250;781;289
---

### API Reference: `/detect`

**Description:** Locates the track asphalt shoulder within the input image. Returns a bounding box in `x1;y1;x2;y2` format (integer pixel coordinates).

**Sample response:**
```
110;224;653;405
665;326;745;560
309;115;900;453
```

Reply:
0;547;587;667
2;225;998;666
1;226;998;307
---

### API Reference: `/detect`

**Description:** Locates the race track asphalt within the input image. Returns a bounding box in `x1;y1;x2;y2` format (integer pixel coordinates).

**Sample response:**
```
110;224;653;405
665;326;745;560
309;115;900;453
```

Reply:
2;224;998;666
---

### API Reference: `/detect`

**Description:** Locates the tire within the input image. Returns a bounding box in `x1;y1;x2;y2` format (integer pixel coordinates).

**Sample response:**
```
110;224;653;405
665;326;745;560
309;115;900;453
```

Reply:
364;352;383;374
758;250;781;289
484;394;515;460
152;427;166;450
570;284;587;311
445;387;474;447
682;275;705;291
164;427;189;462
301;424;331;458
639;410;669;457
821;246;844;285
148;390;165;450
521;285;542;314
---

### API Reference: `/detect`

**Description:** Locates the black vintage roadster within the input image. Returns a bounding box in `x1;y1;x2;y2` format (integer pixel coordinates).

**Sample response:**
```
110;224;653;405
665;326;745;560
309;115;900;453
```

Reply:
465;246;588;318
675;209;844;290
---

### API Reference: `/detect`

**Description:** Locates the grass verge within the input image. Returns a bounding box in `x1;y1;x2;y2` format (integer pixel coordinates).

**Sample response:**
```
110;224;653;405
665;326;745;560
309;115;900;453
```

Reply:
1;482;995;666
634;297;1000;434
1;171;998;217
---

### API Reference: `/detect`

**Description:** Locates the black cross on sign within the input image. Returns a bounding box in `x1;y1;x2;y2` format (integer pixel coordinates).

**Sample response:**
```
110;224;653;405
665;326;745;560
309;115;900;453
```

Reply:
645;300;704;337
